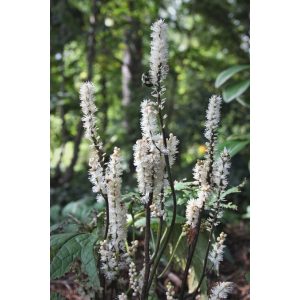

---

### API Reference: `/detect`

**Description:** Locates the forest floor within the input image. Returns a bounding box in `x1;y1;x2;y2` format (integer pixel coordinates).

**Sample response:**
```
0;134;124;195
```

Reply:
221;222;250;300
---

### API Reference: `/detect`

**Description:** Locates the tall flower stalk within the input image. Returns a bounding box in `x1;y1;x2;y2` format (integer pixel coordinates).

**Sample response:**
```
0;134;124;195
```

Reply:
80;82;109;238
133;19;179;299
179;95;233;300
99;147;129;281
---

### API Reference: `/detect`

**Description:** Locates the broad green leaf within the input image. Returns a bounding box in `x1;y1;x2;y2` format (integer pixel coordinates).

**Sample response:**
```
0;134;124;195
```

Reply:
215;65;249;88
81;231;101;290
218;140;249;157
222;79;250;103
51;233;90;279
50;232;80;260
62;198;103;222
50;223;63;234
167;225;208;294
50;204;61;224
189;234;209;294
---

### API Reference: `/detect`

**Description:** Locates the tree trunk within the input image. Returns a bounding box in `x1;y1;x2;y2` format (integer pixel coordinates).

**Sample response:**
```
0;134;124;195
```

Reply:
58;0;98;185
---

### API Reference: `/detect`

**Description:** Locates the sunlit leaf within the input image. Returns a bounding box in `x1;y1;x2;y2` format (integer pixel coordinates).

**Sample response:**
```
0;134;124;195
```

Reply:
222;80;250;103
215;65;249;88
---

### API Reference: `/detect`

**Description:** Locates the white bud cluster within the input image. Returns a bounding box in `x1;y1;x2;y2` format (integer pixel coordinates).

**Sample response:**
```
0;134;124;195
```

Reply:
167;133;179;167
89;145;106;195
193;160;210;192
133;138;165;204
207;149;231;229
150;194;166;219
185;95;226;233
128;240;139;257
150;19;169;86
129;261;140;297
208;282;234;300
166;281;176;300
99;148;129;280
80;82;98;140
212;148;231;191
140;100;160;144
185;191;206;229
208;232;227;274
204;95;222;142
117;293;127;300
80;82;106;196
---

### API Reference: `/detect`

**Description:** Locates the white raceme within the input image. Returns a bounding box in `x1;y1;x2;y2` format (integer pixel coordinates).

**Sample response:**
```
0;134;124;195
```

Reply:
99;148;129;280
208;232;227;274
80;82;106;195
150;19;168;86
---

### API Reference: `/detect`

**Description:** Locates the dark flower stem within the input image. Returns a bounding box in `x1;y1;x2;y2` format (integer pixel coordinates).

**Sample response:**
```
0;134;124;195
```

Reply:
140;192;153;300
146;73;177;293
179;211;203;300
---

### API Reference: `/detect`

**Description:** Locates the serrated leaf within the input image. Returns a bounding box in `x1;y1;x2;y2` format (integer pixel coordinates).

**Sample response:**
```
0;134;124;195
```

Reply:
50;232;80;261
220;202;238;211
50;233;90;279
222;79;250;103
215;65;249;88
221;186;241;198
81;231;101;290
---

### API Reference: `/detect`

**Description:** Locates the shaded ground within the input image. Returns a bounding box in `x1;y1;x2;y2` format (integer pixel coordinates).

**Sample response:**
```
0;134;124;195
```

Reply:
221;222;250;300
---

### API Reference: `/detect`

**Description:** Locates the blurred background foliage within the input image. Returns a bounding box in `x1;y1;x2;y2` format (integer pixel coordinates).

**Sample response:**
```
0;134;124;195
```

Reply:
50;0;249;225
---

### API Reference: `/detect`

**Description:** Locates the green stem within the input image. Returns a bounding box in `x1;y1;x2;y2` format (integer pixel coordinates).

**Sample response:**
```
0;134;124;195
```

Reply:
150;216;163;264
158;232;184;278
190;189;223;299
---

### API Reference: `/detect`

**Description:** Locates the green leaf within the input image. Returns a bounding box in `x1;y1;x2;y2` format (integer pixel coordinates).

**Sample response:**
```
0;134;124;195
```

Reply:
220;202;238;211
174;181;193;191
62;198;103;222
134;217;159;228
50;233;90;279
50;232;80;261
167;225;208;294
221;186;241;199
50;223;63;234
81;231;101;290
222;79;250;103
218;140;249;157
215;65;249;88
